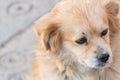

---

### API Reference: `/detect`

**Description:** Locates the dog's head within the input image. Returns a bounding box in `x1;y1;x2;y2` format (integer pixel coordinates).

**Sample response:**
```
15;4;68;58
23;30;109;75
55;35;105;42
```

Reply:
34;0;119;69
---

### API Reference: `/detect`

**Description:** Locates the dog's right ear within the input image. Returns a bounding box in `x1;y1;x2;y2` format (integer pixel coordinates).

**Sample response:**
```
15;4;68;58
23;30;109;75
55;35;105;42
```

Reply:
104;0;119;36
34;17;62;52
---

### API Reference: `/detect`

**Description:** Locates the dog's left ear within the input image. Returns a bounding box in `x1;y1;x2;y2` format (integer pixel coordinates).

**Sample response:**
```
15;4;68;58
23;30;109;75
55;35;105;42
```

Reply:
41;23;62;52
104;0;119;36
34;18;62;52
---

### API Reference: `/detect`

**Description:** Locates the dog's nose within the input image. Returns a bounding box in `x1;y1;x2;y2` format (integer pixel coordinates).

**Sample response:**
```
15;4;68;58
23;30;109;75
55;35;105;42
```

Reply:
98;54;109;63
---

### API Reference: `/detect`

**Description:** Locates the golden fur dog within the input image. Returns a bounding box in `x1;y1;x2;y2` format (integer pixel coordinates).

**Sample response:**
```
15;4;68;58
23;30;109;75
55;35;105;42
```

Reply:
30;0;120;80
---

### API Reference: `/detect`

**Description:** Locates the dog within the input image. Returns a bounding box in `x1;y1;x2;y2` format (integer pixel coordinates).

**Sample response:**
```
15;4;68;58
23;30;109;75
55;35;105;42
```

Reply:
30;0;120;80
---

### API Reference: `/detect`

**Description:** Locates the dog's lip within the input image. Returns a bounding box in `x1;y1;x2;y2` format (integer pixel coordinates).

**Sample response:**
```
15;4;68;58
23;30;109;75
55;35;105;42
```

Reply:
96;62;107;67
95;59;111;68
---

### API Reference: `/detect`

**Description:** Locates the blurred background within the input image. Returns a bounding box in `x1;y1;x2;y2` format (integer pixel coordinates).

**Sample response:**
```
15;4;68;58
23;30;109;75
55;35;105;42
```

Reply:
0;0;59;80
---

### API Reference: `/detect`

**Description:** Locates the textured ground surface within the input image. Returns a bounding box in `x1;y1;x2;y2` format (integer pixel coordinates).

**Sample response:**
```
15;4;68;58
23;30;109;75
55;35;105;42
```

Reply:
1;0;120;80
0;0;59;80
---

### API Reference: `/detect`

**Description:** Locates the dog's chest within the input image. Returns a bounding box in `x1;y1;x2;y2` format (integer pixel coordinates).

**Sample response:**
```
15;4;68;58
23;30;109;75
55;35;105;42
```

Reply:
99;69;120;80
56;67;99;80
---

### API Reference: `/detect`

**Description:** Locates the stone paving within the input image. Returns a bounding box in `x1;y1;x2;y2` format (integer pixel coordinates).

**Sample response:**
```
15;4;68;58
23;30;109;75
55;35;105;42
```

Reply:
0;0;59;80
1;0;120;80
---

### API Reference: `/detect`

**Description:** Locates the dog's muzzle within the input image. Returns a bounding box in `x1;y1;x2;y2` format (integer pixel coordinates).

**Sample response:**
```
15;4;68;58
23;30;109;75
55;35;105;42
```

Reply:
96;53;110;67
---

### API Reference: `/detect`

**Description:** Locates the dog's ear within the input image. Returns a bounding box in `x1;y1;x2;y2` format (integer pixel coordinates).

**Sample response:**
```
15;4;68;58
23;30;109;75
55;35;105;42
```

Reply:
34;19;62;52
41;23;62;52
104;1;119;36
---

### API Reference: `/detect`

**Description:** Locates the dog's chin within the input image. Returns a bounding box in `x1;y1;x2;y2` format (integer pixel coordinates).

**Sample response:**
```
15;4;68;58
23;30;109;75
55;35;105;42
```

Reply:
94;63;110;69
85;59;112;69
91;60;112;69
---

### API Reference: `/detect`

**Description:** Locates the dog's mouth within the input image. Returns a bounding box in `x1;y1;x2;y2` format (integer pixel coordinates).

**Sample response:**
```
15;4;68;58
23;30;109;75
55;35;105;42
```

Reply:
84;53;112;69
96;60;109;68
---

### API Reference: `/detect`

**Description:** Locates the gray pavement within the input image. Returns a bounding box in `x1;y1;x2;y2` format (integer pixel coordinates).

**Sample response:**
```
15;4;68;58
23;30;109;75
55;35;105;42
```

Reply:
0;0;59;80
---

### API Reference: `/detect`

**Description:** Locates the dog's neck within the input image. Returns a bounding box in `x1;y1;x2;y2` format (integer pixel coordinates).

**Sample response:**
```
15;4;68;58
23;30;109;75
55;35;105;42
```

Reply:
58;57;109;80
56;51;101;80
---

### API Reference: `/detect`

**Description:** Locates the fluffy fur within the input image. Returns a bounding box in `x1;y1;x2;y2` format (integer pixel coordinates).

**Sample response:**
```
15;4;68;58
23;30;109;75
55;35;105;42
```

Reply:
30;0;120;80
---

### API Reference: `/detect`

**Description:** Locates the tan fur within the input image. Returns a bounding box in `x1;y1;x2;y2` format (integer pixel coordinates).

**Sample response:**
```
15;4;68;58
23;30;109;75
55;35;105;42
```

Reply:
105;1;119;38
30;0;120;80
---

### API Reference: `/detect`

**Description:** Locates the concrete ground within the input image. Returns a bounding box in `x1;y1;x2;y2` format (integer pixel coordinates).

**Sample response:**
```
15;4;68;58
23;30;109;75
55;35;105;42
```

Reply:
0;0;59;80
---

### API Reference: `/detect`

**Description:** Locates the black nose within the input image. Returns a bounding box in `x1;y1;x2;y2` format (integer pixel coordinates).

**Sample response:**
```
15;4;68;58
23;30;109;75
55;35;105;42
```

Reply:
98;54;109;63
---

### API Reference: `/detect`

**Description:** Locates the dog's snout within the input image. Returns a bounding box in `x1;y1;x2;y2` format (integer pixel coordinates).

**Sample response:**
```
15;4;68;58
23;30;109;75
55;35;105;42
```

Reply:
98;54;109;63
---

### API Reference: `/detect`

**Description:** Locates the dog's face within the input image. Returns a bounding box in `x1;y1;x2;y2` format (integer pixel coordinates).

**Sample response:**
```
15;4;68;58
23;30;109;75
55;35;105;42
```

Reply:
35;0;119;69
62;17;112;68
60;11;112;68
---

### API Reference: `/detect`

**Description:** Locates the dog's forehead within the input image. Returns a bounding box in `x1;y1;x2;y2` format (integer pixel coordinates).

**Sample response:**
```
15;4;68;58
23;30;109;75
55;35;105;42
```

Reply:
55;0;109;40
54;0;108;29
60;11;108;32
60;14;108;40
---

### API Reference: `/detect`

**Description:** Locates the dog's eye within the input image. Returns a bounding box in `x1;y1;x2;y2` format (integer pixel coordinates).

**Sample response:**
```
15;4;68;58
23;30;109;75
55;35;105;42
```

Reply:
75;37;87;44
101;29;108;37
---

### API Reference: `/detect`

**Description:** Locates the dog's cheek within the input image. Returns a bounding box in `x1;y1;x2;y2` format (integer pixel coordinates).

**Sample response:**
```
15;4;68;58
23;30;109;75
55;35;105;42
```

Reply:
82;45;97;66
